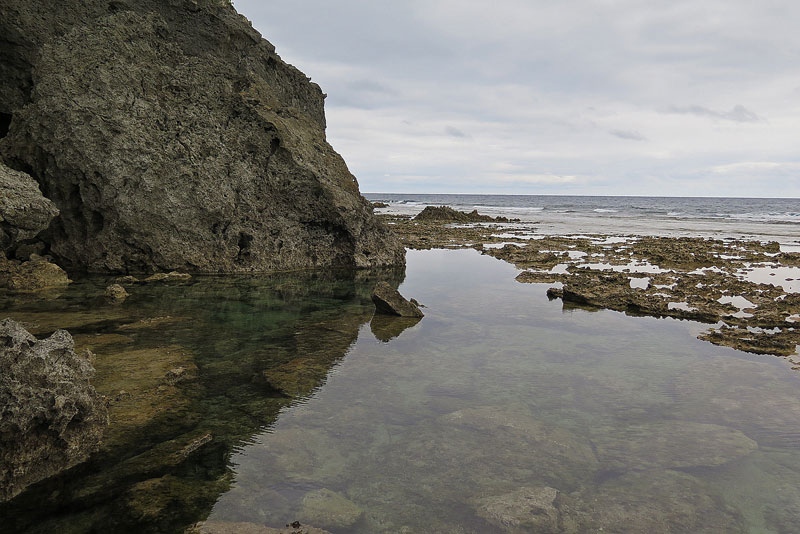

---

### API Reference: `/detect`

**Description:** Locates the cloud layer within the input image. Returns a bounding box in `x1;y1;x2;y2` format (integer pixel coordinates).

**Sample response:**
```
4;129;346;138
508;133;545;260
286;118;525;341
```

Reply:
235;0;800;197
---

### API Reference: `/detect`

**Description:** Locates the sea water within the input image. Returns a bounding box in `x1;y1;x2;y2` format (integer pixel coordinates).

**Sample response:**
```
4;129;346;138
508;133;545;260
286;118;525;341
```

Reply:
3;249;800;533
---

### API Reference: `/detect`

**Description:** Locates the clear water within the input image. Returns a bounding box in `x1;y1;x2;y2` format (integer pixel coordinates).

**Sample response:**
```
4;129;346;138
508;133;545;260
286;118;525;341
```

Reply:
3;250;800;533
365;193;800;245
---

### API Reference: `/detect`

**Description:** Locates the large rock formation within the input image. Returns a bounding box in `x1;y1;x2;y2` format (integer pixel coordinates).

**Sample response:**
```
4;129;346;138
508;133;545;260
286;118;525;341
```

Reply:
0;318;108;502
0;0;404;273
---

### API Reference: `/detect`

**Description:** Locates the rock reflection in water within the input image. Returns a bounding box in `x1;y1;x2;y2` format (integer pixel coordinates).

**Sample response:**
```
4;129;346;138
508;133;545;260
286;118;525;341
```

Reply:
0;267;402;533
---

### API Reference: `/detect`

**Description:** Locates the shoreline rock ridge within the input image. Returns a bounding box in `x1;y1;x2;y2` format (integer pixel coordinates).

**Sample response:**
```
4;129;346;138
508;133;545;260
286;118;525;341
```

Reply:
0;0;404;273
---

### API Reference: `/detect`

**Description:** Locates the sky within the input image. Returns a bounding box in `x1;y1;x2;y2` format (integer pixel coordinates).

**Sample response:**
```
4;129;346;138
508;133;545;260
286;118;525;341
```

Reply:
235;0;800;197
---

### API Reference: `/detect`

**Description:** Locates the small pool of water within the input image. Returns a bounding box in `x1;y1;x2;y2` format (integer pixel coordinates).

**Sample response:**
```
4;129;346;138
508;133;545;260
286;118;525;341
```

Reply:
3;249;800;533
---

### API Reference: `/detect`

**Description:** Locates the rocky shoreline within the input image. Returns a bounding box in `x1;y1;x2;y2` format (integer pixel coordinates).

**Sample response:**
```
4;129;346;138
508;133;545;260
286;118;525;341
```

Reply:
380;209;800;361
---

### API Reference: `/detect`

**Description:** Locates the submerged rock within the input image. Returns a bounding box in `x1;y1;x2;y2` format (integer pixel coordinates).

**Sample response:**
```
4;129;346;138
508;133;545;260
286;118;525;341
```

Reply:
105;283;129;302
473;486;565;534
0;1;404;273
591;420;757;471
196;521;331;534
298;488;364;530
144;272;192;283
371;282;424;317
0;318;108;502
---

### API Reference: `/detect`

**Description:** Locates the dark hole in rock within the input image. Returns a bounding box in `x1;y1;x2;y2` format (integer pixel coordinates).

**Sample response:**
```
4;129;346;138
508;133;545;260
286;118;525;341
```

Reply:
236;232;253;262
0;112;12;138
269;137;280;155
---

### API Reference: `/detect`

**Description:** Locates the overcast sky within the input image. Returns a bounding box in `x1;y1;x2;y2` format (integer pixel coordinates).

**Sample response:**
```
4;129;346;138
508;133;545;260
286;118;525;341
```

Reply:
235;0;800;197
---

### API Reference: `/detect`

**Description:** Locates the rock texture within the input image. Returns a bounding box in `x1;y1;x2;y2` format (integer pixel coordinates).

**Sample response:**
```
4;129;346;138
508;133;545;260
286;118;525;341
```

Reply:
0;0;403;273
0;161;58;253
0;318;108;502
371;281;424;317
414;205;509;223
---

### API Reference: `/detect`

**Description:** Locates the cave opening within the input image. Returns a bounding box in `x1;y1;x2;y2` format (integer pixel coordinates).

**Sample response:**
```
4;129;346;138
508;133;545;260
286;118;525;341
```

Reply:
0;112;12;138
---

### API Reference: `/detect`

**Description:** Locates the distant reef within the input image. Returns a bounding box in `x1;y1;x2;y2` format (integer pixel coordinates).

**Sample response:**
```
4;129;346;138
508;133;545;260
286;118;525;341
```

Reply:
0;0;404;273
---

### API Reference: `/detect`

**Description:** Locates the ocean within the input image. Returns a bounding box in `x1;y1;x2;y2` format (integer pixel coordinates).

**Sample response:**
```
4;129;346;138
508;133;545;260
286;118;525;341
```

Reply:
364;193;800;247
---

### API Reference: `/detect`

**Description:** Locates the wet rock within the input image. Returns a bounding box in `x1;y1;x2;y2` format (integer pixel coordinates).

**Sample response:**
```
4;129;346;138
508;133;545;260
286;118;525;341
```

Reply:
371;202;389;208
369;314;421;342
0;253;70;290
0;162;58;252
105;283;129;302
371;282;424;317
473;486;564;534
414;206;509;223
0;318;108;502
0;1;404;273
115;275;142;284
591;420;757;471
298;488;364;530
144;272;192;283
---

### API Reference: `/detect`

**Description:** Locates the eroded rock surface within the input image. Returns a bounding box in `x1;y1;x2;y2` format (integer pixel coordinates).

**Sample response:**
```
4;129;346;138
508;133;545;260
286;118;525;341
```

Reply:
0;161;58;253
0;318;108;502
0;0;403;273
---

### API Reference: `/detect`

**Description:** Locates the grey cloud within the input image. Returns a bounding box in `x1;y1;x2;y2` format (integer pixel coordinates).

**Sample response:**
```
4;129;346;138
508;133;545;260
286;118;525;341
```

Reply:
668;104;761;122
444;126;469;138
610;129;646;141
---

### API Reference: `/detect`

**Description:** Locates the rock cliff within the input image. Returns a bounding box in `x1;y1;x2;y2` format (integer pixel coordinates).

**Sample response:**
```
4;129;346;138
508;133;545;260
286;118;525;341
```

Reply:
0;0;404;273
0;318;108;502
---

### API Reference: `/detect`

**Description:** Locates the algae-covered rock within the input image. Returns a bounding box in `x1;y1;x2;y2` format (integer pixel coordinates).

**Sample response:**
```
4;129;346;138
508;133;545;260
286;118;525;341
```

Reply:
0;253;70;290
0;318;108;502
105;283;129;302
371;281;424;317
298;488;364;530
0;0;404;273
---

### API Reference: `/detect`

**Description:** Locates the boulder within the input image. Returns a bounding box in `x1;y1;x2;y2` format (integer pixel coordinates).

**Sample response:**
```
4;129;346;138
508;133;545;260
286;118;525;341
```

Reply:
473;486;563;534
298;488;364;530
0;1;404;273
0;161;58;253
0;318;108;502
0;252;70;290
105;283;129;302
371;282;424;317
413;205;508;223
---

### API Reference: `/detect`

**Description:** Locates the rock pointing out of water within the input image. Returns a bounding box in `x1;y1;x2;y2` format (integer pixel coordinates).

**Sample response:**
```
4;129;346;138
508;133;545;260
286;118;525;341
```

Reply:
0;318;108;502
0;1;404;273
371;282;424;317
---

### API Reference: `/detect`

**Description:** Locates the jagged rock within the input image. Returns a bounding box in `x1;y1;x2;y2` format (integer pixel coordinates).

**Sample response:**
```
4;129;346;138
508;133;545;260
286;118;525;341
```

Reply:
414;205;509;223
371;282;424;317
0;161;58;252
298;488;364;530
0;1;404;273
0;252;70;290
105;283;129;302
0;318;108;502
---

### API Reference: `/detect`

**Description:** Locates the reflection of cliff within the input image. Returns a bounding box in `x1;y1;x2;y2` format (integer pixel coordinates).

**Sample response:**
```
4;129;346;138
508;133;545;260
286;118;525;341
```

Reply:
0;266;405;533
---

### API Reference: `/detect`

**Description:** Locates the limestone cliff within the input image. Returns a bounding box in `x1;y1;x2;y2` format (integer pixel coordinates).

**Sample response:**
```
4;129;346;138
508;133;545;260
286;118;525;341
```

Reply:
0;0;404;273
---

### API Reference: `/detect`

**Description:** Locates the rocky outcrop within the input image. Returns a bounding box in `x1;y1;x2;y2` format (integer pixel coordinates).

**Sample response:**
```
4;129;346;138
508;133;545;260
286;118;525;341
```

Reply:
371;281;424;317
0;318;108;502
414;205;509;223
0;0;404;273
0;161;58;254
0;253;71;290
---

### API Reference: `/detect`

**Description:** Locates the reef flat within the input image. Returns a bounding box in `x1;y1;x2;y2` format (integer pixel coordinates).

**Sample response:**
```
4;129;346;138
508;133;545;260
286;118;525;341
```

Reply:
381;211;800;360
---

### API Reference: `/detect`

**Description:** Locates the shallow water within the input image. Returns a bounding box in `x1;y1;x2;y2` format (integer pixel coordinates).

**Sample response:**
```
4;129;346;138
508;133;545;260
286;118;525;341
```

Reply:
4;250;800;533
